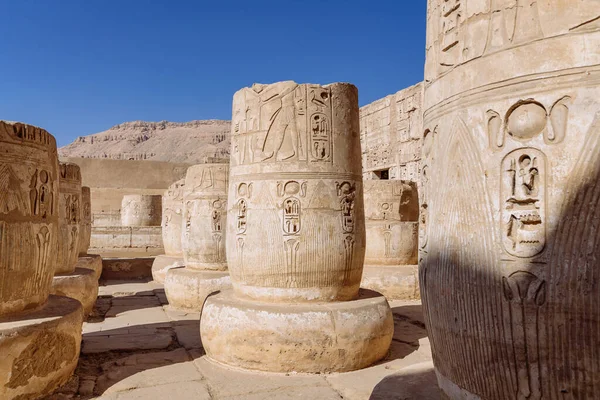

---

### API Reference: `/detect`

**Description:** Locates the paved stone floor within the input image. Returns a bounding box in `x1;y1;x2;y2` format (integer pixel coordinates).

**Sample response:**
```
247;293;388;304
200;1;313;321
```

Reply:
44;279;440;400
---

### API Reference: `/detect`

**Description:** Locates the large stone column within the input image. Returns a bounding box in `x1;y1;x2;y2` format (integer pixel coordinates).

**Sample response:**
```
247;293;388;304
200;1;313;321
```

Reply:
361;180;419;300
76;186;103;281
200;81;393;373
51;162;98;316
152;179;186;283
121;194;162;227
0;121;84;399
164;164;231;310
421;1;600;398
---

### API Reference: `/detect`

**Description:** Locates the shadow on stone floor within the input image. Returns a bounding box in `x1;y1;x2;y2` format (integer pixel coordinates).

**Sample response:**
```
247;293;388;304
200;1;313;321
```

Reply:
369;362;440;400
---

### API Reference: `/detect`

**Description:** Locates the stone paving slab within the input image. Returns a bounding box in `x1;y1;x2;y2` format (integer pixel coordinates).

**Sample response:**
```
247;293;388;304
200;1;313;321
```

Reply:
45;279;440;399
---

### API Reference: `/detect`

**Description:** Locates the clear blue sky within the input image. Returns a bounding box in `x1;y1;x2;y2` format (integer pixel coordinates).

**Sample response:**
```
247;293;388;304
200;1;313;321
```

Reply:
0;1;426;146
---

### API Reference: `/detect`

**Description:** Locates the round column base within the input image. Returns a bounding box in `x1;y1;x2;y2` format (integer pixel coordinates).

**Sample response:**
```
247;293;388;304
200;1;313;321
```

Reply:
0;295;83;400
151;255;185;284
164;267;231;312
77;254;103;281
51;268;99;316
200;289;393;373
361;265;420;300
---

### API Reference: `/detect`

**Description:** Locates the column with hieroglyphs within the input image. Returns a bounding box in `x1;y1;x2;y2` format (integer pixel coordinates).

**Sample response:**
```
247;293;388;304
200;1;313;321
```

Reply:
51;162;99;315
0;121;84;399
152;179;186;283
200;81;393;373
164;164;232;310
75;186;103;280
361;180;419;300
420;1;600;398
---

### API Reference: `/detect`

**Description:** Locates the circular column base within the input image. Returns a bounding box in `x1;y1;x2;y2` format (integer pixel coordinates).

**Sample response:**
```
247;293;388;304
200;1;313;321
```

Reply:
77;254;103;281
0;295;83;400
51;268;99;316
200;289;393;373
151;255;185;284
361;265;420;300
164;267;231;312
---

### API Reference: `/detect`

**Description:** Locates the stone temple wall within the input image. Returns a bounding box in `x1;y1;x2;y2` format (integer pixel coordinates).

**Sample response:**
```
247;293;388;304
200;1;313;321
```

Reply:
359;82;423;182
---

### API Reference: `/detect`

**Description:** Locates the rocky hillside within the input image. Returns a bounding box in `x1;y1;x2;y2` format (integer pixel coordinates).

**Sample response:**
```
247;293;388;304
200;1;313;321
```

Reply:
59;120;231;163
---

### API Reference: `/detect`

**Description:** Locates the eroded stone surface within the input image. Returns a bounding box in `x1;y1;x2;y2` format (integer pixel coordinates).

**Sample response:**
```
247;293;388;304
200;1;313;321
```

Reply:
0;121;59;316
201;289;393;373
79;186;92;256
151;254;185;284
77;254;103;281
56;162;82;275
120;195;162;227
164;267;231;312
360;83;423;182
51;267;99;316
421;2;600;398
227;81;365;302
161;179;185;256
182;163;229;271
0;295;83;400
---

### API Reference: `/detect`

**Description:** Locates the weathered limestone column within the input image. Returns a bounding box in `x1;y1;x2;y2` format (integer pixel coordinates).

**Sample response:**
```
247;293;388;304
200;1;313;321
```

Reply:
152;179;186;283
121;194;162;227
0;121;84;399
51;162;99;315
361;180;419;300
421;2;600;398
76;186;103;281
164;165;231;310
200;81;393;373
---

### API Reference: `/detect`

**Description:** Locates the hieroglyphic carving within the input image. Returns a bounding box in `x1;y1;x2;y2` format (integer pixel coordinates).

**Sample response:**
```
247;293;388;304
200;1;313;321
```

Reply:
29;169;54;218
502;148;546;258
211;199;224;262
307;86;333;162
503;270;546;400
0;163;29;215
439;0;462;68
337;182;356;234
284;239;300;285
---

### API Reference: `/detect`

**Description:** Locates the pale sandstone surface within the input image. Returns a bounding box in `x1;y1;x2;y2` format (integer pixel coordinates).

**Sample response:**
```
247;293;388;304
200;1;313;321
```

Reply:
91;227;163;254
201;289;394;373
0;295;84;400
421;1;600;398
51;268;99;315
45;279;436;399
0;121;59;316
226;81;366;303
164;268;231;311
55;162;82;274
58;120;231;163
181;164;229;271
79;186;92;256
151;254;185;284
76;255;103;281
361;180;419;300
360;83;423;182
120;195;162;227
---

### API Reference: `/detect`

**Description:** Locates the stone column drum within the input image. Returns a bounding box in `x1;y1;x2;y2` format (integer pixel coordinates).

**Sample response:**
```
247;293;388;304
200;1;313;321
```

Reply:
421;1;600;399
164;165;231;310
76;186;103;281
51;163;98;315
200;81;393;373
361;180;419;300
0;121;84;399
152;179;186;283
121;194;162;227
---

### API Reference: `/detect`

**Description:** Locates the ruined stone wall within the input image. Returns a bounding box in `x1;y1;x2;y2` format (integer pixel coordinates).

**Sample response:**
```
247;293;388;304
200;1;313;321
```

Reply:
359;82;423;182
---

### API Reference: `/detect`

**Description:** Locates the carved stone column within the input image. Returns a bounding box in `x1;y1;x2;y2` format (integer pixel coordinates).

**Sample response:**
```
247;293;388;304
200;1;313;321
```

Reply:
421;1;600;398
51;162;98;315
361;180;419;300
164;164;232;310
200;81;393;373
120;194;162;227
75;186;103;281
0;121;84;399
152;179;186;283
